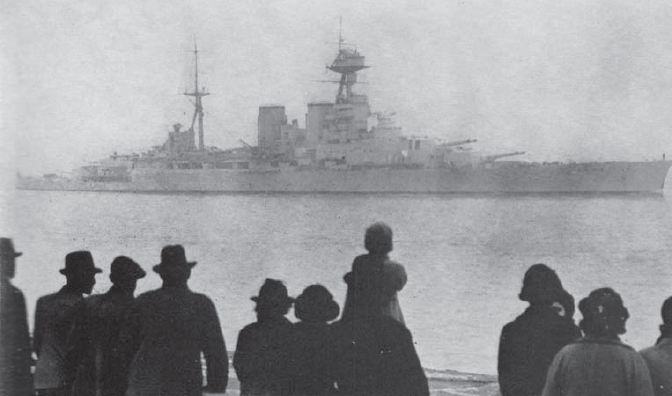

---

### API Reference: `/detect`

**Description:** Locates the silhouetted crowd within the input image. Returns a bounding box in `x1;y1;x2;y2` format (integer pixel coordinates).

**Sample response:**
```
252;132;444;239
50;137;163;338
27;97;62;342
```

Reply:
1;223;671;396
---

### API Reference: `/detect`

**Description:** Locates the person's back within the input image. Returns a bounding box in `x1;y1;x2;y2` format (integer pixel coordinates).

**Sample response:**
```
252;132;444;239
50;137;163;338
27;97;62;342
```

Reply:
233;279;295;396
499;304;580;396
119;246;227;396
292;285;340;396
545;338;653;396
342;223;407;324
34;251;101;396
330;315;428;396
498;264;579;396
0;238;32;396
542;288;654;396
70;256;146;396
640;296;672;396
123;287;226;395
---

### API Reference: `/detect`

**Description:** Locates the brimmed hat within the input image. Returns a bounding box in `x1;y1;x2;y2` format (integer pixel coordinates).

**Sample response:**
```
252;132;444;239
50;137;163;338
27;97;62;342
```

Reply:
0;238;22;258
519;263;564;303
60;251;102;275
153;245;196;274
251;279;294;305
110;256;146;281
295;284;340;322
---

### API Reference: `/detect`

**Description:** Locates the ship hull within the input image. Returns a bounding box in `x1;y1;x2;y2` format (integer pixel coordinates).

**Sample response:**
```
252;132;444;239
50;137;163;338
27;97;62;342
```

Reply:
17;161;671;193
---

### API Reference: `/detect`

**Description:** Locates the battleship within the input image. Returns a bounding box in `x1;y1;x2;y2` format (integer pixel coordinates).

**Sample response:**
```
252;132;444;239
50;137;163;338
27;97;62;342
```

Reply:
17;33;671;194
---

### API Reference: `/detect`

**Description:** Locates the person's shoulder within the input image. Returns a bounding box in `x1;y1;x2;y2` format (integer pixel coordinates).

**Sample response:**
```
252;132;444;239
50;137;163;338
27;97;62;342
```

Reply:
239;321;264;335
352;254;372;269
36;291;61;305
639;344;657;358
384;259;405;270
191;291;214;302
133;288;163;303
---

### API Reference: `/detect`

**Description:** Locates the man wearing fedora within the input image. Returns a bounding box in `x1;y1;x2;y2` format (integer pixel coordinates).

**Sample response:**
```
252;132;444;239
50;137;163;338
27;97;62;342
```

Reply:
117;245;227;396
233;278;296;396
0;238;32;396
69;256;146;396
34;250;102;396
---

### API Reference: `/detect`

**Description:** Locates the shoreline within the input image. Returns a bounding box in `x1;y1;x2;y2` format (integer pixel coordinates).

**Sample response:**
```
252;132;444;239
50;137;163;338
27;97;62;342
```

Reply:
207;358;500;396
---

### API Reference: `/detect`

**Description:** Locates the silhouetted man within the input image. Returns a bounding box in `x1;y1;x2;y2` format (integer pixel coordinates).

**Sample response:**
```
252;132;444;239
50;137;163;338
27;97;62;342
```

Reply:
640;296;672;396
233;279;295;396
0;238;32;396
34;251;102;396
70;256;146;396
118;245;227;396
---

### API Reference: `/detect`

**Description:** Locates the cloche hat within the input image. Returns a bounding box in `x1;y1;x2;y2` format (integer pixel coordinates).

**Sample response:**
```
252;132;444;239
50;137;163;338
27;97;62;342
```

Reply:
295;284;340;322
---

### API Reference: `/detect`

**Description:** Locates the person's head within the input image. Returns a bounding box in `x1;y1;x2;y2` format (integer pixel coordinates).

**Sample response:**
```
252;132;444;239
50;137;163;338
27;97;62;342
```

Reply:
553;288;576;319
294;284;340;323
0;238;22;279
60;251;102;294
659;296;672;340
251;278;294;321
579;287;629;338
518;263;564;305
153;245;196;286
110;256;146;294
364;222;393;255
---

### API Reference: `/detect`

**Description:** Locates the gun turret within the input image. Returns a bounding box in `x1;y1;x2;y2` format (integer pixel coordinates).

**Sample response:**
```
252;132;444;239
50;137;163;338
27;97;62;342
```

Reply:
484;151;525;162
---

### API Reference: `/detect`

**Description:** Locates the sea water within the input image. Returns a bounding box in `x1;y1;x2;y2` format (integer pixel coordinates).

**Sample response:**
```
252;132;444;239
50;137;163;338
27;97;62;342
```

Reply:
5;189;672;375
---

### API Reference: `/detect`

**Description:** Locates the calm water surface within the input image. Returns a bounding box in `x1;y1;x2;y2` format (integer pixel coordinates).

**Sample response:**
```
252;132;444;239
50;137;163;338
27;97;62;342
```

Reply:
5;190;672;375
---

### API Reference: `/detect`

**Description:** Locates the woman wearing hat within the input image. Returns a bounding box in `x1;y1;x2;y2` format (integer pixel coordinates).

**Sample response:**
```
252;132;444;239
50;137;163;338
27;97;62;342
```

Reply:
498;264;580;396
542;288;654;396
292;284;340;396
233;279;296;396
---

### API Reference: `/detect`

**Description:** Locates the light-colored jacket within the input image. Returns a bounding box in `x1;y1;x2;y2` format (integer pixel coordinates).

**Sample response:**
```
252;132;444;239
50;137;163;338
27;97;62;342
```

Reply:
640;338;672;396
542;337;654;396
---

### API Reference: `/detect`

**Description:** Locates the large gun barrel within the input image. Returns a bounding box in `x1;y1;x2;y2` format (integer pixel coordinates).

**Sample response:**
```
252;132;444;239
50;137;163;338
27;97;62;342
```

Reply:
485;151;525;162
440;139;478;148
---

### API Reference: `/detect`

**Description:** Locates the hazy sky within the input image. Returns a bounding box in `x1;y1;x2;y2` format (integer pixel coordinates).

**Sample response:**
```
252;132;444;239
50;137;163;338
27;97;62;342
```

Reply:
3;0;672;178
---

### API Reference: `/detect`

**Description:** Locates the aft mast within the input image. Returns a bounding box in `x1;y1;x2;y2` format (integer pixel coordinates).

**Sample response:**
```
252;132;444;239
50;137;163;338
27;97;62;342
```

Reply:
184;45;209;151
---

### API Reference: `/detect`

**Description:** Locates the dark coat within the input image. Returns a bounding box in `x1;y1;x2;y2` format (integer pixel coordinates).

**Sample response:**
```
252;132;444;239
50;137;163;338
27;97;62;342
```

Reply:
69;286;136;396
341;254;407;323
33;286;85;391
0;278;32;396
291;321;336;396
118;285;228;396
498;304;581;396
330;316;429;396
233;316;295;396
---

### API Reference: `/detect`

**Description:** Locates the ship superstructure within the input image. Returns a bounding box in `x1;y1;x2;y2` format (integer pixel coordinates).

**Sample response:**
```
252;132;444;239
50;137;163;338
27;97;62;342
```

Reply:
17;28;671;193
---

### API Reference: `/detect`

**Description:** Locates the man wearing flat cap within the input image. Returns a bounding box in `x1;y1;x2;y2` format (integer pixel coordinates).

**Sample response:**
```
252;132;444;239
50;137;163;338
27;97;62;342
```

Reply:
118;245;228;396
34;250;102;396
69;256;146;396
0;238;32;396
